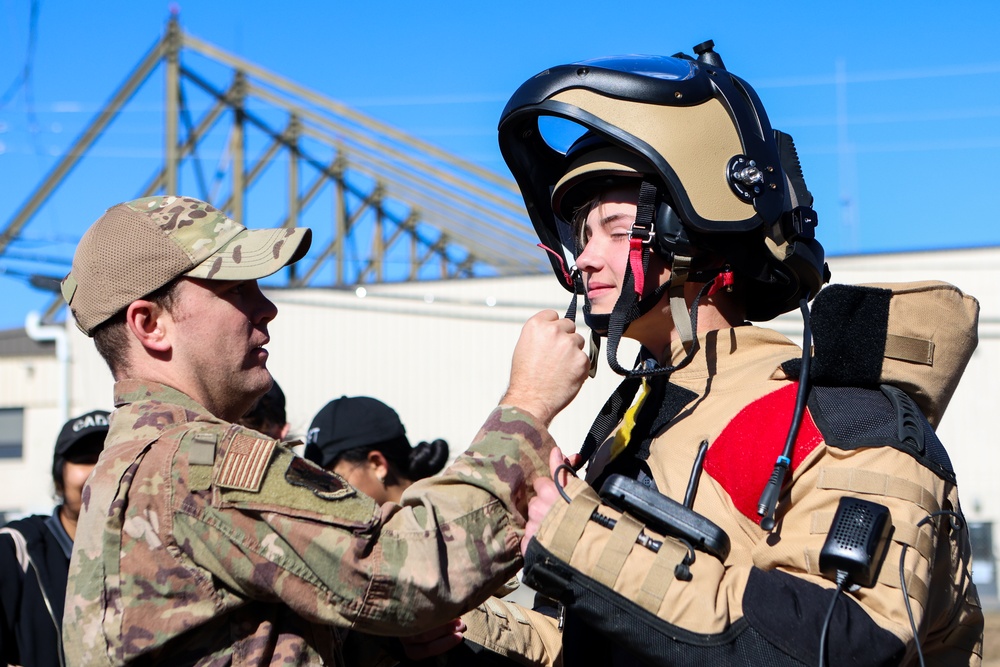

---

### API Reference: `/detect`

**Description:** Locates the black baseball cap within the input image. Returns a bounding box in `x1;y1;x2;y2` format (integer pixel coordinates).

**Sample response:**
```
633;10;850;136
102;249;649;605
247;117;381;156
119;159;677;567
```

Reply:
304;396;408;468
55;410;110;458
52;410;110;486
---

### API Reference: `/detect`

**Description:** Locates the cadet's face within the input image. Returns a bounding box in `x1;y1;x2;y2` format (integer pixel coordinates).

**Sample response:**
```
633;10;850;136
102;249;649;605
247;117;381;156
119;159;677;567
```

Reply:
332;459;395;505
61;457;98;519
168;278;278;421
575;190;636;315
575;186;671;321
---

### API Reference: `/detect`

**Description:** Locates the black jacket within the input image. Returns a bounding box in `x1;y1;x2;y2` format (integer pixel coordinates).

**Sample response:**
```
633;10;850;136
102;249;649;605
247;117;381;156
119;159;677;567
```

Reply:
0;509;72;667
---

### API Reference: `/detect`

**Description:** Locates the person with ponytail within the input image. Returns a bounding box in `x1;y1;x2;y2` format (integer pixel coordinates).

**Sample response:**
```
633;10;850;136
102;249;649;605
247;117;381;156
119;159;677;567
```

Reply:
304;395;450;505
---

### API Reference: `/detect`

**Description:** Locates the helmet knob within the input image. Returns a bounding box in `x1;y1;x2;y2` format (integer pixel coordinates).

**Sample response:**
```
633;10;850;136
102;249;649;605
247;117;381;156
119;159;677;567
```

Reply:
693;40;726;69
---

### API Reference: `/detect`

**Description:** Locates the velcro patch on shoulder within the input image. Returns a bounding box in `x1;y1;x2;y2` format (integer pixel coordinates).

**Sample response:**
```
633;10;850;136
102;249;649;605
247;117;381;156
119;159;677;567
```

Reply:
703;383;823;524
188;432;218;466
216;432;275;493
285;456;355;500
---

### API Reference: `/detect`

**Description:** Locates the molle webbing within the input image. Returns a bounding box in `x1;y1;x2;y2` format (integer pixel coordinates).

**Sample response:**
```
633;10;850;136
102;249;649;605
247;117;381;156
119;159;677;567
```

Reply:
547;492;601;563
809;511;934;562
817;468;941;515
636;538;690;614
594;512;644;587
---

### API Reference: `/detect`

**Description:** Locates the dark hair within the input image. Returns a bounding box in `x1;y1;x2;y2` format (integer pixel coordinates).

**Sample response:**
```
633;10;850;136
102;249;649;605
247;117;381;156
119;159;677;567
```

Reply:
336;437;450;484
92;279;180;378
239;381;287;438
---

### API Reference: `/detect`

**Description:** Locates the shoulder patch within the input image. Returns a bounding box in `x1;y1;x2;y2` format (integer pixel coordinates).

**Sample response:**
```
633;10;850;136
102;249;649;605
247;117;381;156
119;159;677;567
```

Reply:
216;432;275;493
808;384;955;482
285;456;355;500
188;432;218;466
704;383;823;524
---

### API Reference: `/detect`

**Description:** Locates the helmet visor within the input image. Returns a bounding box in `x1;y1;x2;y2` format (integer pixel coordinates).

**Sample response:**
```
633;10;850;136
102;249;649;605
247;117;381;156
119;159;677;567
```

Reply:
574;55;697;81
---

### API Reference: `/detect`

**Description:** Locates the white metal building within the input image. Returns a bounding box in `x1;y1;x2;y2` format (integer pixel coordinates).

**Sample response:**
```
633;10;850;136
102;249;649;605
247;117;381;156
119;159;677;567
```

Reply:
1;247;997;602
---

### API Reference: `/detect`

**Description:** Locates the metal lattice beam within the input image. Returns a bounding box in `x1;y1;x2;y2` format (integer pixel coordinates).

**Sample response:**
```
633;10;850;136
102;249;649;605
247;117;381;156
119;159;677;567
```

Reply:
2;15;546;318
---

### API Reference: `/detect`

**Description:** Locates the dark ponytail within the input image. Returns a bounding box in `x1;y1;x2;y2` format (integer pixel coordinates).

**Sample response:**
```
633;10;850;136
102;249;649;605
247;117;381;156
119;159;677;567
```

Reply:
406;438;450;480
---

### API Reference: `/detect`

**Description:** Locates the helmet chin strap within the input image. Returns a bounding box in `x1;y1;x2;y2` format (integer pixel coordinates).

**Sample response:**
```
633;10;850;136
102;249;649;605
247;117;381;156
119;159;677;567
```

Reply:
667;254;695;346
566;179;733;379
598;180;703;379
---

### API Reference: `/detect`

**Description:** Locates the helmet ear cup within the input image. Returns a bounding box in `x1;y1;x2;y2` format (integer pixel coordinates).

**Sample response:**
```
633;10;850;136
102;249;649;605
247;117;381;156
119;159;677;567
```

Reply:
735;234;828;321
652;198;693;259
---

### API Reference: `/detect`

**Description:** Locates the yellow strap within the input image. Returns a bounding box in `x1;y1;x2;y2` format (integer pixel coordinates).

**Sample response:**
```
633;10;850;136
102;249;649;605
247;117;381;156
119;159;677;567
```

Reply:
610;379;651;461
593;512;643;588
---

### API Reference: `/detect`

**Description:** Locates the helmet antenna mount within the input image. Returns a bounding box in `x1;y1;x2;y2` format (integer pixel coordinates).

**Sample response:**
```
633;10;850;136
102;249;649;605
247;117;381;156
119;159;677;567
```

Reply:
693;40;726;70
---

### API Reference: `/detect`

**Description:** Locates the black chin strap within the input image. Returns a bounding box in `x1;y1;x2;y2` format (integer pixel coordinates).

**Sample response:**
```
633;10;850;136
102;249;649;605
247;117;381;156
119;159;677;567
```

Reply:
563;268;601;379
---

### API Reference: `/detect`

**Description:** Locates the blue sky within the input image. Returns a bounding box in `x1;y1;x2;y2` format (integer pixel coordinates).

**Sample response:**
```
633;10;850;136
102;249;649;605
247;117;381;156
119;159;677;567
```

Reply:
2;1;999;330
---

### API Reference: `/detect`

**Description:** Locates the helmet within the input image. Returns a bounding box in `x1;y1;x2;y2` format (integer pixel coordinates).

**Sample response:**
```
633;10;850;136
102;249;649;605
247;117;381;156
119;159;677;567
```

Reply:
498;42;829;322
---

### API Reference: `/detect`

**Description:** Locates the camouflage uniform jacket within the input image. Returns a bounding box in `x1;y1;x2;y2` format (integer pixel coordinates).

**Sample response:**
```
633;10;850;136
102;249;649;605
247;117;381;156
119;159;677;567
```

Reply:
64;380;554;666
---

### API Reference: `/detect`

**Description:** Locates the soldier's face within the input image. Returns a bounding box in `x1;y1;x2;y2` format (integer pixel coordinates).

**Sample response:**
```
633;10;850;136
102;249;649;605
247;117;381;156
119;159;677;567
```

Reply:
166;277;278;421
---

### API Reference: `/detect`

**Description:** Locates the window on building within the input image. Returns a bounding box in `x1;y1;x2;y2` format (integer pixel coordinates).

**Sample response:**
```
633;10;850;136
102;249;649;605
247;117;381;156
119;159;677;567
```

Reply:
0;408;24;459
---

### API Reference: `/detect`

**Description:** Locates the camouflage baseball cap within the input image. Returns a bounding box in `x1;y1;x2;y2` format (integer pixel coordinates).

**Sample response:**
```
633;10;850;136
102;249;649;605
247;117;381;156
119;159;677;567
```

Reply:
62;195;312;336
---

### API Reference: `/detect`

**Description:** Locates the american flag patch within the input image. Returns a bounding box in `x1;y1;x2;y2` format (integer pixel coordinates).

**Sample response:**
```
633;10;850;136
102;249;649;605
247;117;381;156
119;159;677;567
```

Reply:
216;433;275;493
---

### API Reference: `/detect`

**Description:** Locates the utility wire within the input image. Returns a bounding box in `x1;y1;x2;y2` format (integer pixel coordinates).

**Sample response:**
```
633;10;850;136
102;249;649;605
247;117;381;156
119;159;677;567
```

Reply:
0;0;40;110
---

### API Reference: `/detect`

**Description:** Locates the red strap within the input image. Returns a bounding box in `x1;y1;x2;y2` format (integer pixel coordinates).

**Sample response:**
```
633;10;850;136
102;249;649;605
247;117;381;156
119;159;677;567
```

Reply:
537;243;574;288
629;238;645;295
707;268;735;296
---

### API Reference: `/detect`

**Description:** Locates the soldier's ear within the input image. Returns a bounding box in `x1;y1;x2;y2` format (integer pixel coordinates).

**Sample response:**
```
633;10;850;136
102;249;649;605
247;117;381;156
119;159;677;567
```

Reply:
126;299;172;354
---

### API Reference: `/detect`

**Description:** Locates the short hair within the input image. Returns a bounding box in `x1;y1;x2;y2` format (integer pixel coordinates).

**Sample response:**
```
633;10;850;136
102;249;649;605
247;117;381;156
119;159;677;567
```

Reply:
92;279;180;379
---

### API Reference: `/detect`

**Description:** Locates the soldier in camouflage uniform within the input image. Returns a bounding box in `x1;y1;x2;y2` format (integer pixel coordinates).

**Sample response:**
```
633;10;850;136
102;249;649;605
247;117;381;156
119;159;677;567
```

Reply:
59;195;590;665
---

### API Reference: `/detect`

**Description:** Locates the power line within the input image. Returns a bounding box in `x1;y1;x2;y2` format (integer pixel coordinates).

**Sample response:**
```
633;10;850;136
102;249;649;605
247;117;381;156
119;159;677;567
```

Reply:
0;0;39;110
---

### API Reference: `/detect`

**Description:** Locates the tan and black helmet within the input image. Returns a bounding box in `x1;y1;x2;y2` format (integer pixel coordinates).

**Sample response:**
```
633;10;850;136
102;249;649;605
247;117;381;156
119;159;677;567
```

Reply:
498;42;829;321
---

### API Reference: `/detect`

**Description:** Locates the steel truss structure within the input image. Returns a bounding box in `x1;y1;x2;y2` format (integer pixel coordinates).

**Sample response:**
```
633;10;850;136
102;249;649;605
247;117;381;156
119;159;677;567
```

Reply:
1;17;546;320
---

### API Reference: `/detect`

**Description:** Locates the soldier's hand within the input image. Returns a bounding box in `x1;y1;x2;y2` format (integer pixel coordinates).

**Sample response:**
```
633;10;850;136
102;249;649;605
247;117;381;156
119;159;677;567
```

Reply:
502;310;589;426
399;618;467;660
522;447;576;556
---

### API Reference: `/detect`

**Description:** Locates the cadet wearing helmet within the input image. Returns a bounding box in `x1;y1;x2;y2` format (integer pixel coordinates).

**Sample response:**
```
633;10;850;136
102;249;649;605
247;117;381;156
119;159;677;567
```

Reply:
458;43;982;665
59;195;590;665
